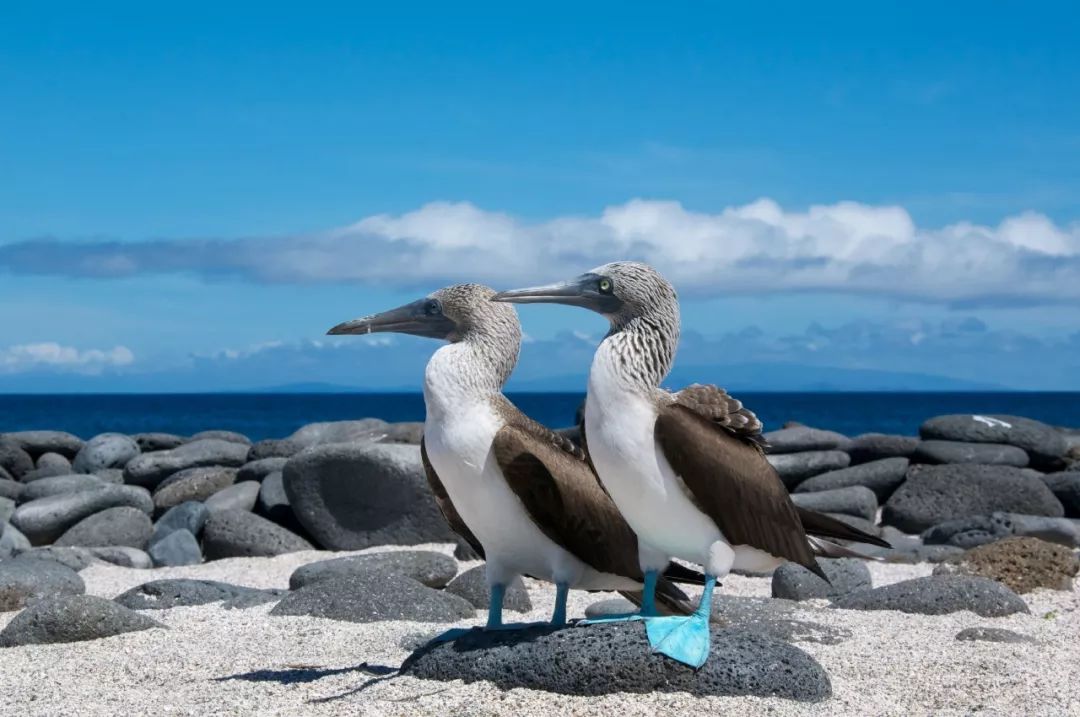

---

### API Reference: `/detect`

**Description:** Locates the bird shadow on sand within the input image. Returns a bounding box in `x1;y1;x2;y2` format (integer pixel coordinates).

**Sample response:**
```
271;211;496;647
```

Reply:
214;661;398;686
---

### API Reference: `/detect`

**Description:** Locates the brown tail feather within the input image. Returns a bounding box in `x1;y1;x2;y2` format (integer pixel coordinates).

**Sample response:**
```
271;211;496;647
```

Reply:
797;507;892;549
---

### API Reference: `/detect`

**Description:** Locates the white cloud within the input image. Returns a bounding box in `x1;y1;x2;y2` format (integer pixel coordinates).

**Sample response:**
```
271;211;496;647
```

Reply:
0;343;134;373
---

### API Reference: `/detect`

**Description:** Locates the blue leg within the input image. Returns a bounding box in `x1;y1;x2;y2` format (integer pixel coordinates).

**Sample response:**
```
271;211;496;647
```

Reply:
426;583;507;644
579;570;660;624
644;575;715;668
550;583;569;625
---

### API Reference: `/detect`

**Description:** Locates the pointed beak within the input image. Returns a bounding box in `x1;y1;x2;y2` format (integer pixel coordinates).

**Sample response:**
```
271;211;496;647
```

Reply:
327;299;454;340
491;275;596;307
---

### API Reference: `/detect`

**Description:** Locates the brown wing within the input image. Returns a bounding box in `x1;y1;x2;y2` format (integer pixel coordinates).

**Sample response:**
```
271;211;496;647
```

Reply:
673;384;768;450
655;403;822;576
420;438;485;559
492;405;643;579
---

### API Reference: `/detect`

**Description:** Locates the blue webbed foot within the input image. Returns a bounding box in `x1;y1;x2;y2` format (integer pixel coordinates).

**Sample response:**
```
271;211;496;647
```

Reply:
644;613;711;668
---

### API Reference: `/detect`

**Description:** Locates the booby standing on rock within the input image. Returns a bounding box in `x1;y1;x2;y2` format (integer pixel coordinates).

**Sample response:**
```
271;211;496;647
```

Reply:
328;283;701;637
494;262;889;667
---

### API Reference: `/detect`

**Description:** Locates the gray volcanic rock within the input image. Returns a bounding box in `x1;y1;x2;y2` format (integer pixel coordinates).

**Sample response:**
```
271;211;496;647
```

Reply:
4;431;84;459
93;469;124;484
0;523;31;559
237;457;287;483
204;481;260;513
922;514;1015;549
831;575;1028;617
882;464;1063;533
0;558;86;612
124;439;249;489
19;474;104;502
790;486;877;522
289;550;459;590
772;559;872;601
920;414;1067;469
72;433;141;474
32;452;74;479
271;569;475;623
248;439;304;461
54;506;153;549
401;623;831;701
201;509;313;559
189;430;251;445
1002;513;1080;547
955;627;1035;644
288;419;389;448
10;546;95;570
152;467;237;511
0;439;34;480
115;579;277;610
89;546;153;569
763;426;852;454
0;477;23;501
847;434;920;464
11;485;153;545
377;422;425;445
445;565;531;613
0;595;163;647
284;443;456;550
147;529;202;567
132;432;187;452
913;440;1029;467
1041;472;1080;517
0;496;13;524
151;501;210;541
257;471;291;524
794;457;909;501
767;451;851;489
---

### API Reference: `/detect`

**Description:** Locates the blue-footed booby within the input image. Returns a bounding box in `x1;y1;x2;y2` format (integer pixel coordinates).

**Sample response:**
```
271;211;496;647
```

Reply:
327;283;702;637
493;263;889;666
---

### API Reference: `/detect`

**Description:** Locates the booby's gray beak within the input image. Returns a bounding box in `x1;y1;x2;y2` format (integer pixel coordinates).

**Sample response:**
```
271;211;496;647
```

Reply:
492;274;596;307
327;298;454;340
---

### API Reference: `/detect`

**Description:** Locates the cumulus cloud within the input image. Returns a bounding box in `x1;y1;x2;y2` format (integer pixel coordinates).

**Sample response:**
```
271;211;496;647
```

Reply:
0;343;134;374
2;199;1079;305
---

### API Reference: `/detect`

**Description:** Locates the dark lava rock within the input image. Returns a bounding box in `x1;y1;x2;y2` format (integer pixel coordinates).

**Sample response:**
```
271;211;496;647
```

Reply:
257;471;292;523
248;439;304;461
3;431;84;459
913;440;1029;467
204;481;260;513
766;451;852;489
0;595;164;647
152;467;237;512
237;457;288;483
1041;472;1080;517
763;426;852;454
920;414;1067;469
88;546;153;569
114;578;277;610
375;422;425;445
0;439;34;480
882;464;1063;533
401;623;831;701
19;474;104;502
271;568;475;623
290;550;459;590
848;433;920;464
151;501;209;541
201;509;313;559
955;627;1035;644
445;565;531;612
0;523;31;559
124;439;250;489
147;529;202;567
72;433;141;474
922;513;1015;549
832;575;1028;617
11;485;153;545
794;457;909;501
189;430;251;445
54;506;153;549
0;558;86;612
772;558;872;601
1002;513;1080;547
288;419;389;448
790;486;877;522
132;432;187;452
933;536;1079;593
11;546;95;570
284;443;456;550
32;452;74;478
0;477;23;501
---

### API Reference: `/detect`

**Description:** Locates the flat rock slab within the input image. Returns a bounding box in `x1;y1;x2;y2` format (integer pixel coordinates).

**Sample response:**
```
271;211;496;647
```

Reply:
767;451;851;489
114;579;282;610
955;626;1036;644
763;426;852;454
4;431;84;459
289;550;459;590
0;595;164;647
914;440;1029;467
920;414;1067;469
0;558;86;612
794;457;909;501
832;575;1028;617
401;623;831;701
19;474;104;502
790;486;877;521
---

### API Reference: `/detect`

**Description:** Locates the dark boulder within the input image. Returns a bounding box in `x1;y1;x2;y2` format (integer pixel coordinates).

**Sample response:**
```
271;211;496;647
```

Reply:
847;434;920;464
201;509;313;559
54;506;153;549
124;439;249;489
289;550;459;590
831;575;1028;617
72;433;140;474
763;426;851;454
794;457;909;501
0;595;163;647
913;440;1029;467
920;414;1067;469
767;451;851;489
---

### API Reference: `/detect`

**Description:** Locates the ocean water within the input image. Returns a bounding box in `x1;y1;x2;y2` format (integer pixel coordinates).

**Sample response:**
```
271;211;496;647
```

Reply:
0;392;1078;441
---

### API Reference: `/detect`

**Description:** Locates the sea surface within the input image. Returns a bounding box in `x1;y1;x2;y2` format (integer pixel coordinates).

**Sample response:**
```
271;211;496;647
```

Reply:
0;392;1078;441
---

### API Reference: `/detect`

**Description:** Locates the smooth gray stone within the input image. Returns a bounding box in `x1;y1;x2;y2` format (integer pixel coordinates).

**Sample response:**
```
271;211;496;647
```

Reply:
189;430;251;446
93;468;124;484
33;452;74;478
248;439;304;461
922;514;1015;548
376;422;425;445
19;474;104;503
288;419;389;448
772;559;872;601
152;467;237;512
831;575;1028;617
764;426;852;454
401;623;832;701
87;546;153;569
257;471;291;523
790;486;877;522
3;431;84;459
767;451;851;489
151;501;210;542
445;565;531;612
124;439;250;489
848;434;920;464
0;522;31;559
132;432;186;452
955;627;1035;644
0;557;85;612
201;509;313;560
883;464;1063;533
204;481;260;513
147;529;202;567
794;457;909;501
284;443;456;550
0;439;34;480
271;569;475;623
0;595;163;646
920;414;1067;469
1041;472;1080;517
1000;513;1080;548
11;485;153;546
114;579;276;610
237;457;288;483
0;478;23;501
54;506;153;549
0;496;13;524
290;550;459;590
72;433;141;474
10;546;95;570
914;440;1029;467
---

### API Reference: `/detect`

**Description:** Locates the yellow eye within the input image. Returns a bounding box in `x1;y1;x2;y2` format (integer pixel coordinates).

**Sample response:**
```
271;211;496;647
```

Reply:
598;279;612;293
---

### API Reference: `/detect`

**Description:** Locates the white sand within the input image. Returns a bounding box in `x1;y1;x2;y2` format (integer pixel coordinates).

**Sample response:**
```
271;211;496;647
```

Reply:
0;543;1077;717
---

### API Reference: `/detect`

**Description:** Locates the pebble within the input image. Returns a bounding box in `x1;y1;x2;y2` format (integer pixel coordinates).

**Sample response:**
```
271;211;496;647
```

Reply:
11;485;153;545
954;626;1036;644
124;439;250;489
204;481;260;513
152;467;237;512
771;558;872;601
767;450;852;489
445;565;532;612
913;440;1030;466
289;550;459;590
933;536;1079;593
201;508;313;559
831;575;1028;617
147;529;202;567
71;433;141;474
790;486;877;522
0;595;164;647
0;557;86;612
794;457;909;501
54;506;153;549
114;578;279;609
764;426;852;454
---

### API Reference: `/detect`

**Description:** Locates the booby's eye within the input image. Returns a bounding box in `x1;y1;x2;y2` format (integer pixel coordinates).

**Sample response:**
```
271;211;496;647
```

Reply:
424;300;442;316
597;278;613;294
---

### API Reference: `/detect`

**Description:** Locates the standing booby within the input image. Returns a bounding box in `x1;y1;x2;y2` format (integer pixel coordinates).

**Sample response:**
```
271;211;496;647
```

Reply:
493;262;889;666
327;283;701;636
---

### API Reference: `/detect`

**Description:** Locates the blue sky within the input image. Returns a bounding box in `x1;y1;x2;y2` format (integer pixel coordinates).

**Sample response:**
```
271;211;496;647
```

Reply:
2;1;1079;390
